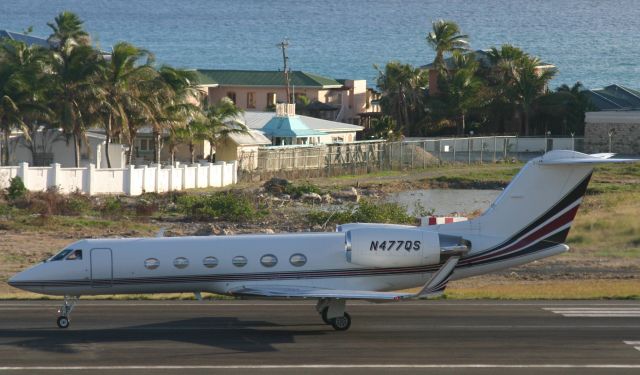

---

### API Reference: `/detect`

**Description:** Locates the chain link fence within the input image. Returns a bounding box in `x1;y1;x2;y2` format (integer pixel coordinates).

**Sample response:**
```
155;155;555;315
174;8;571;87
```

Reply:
238;136;585;182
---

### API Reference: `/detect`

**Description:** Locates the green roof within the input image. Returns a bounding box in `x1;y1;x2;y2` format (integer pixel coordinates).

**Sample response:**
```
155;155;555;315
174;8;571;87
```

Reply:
195;69;342;88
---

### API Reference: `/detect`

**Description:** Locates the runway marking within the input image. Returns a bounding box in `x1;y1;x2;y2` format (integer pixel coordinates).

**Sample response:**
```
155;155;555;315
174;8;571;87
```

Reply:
1;364;640;371
624;341;640;352
544;308;640;317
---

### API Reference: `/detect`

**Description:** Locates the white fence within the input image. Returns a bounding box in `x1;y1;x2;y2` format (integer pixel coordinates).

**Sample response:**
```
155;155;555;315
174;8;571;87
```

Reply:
0;161;237;196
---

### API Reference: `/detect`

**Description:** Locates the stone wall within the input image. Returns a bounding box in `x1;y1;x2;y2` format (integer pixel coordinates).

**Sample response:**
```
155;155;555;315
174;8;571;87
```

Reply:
584;112;640;154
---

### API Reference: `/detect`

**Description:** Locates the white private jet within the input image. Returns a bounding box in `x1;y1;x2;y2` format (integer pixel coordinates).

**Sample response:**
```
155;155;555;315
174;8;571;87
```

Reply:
8;151;637;331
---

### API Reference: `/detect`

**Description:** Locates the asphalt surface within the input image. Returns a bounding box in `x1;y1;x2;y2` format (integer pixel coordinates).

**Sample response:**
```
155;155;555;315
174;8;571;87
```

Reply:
0;300;639;374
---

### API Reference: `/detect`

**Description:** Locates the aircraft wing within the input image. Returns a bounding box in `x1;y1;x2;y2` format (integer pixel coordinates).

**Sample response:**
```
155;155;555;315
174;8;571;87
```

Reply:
229;284;413;301
229;257;460;301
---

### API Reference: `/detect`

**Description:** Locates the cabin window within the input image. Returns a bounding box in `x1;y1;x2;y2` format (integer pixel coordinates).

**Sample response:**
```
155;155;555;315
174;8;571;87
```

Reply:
289;253;307;267
66;250;83;260
203;256;218;268
232;256;247;267
173;257;189;269
247;92;256;108
144;258;160;270
260;254;278;268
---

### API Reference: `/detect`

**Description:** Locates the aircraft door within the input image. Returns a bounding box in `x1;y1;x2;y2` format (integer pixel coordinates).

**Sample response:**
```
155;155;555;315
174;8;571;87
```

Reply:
91;248;113;288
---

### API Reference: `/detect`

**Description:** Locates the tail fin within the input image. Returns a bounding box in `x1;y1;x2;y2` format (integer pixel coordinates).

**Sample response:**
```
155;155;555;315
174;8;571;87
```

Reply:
439;151;636;249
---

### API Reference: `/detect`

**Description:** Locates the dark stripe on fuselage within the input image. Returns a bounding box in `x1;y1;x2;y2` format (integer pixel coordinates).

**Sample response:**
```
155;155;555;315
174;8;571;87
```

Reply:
463;172;591;261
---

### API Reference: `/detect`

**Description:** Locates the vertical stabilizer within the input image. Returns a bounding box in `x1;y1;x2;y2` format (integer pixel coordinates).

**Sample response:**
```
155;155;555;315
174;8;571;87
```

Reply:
438;151;636;252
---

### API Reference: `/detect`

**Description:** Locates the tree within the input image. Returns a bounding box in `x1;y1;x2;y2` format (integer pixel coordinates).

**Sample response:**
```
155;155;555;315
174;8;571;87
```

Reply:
0;39;49;165
47;12;101;167
375;62;427;134
436;52;484;135
534;82;594;135
195;98;247;162
47;11;90;47
501;56;556;135
369;115;401;141
426;20;469;71
95;42;155;167
146;66;200;164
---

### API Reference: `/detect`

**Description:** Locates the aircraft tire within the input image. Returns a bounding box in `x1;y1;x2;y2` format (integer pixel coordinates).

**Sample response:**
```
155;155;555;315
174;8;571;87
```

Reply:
56;316;70;329
321;307;331;324
330;312;351;331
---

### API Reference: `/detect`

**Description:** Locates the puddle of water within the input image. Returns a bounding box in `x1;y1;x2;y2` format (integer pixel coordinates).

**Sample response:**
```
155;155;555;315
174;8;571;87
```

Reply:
387;189;502;216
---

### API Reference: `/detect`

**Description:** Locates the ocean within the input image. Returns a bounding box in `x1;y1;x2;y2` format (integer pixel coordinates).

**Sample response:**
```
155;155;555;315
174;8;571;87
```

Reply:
1;0;639;90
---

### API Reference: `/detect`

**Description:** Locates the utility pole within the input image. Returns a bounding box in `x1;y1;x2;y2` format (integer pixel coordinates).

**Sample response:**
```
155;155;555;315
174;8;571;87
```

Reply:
277;39;291;104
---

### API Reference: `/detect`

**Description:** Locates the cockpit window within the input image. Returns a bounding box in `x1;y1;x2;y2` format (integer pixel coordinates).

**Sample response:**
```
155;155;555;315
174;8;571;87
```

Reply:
51;249;73;261
66;250;82;260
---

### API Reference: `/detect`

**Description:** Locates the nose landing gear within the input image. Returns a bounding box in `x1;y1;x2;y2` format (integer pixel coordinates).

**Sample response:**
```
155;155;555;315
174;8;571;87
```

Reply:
56;296;78;329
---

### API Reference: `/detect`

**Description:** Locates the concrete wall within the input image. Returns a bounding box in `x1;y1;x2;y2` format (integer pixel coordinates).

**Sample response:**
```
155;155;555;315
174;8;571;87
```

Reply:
584;111;640;154
0;161;238;196
6;131;125;168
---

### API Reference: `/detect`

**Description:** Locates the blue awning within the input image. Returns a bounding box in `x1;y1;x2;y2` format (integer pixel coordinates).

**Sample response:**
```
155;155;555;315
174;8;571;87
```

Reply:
261;116;327;138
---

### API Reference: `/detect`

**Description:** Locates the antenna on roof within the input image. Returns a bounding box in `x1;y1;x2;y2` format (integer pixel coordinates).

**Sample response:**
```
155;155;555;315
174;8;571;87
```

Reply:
276;39;291;104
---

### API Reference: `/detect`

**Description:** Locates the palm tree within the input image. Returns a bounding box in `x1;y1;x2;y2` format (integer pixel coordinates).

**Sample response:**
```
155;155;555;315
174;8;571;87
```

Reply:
47;12;101;167
426;20;469;71
95;42;155;167
146;66;201;164
195;98;247;162
375;62;427;134
0;39;49;165
502;56;556;135
438;52;484;135
47;11;90;48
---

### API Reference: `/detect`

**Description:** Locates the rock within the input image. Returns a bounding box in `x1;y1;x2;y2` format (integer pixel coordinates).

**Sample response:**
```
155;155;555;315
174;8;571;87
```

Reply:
280;194;291;200
263;177;290;194
301;192;322;203
321;194;333;204
332;187;360;202
311;225;323;231
262;228;275;234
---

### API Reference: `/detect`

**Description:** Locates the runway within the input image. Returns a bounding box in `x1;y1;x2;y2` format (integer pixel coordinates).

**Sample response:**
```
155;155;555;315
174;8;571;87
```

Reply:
0;300;639;374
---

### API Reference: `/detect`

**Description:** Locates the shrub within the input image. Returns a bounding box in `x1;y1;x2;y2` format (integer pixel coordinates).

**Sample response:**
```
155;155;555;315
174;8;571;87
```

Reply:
65;191;92;215
283;181;322;197
6;176;27;202
135;198;159;216
100;196;125;217
308;200;414;226
177;192;256;222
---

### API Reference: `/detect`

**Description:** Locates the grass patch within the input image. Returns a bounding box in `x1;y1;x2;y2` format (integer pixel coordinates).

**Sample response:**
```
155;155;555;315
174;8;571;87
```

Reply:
308;200;415;226
567;191;640;256
176;191;261;222
446;279;640;300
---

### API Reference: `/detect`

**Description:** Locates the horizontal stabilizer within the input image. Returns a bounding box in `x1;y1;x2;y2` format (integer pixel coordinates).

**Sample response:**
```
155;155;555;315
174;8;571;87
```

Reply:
539;151;638;165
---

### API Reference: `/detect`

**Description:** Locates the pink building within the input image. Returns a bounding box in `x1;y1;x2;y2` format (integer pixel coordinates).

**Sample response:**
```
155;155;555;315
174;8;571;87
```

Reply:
195;69;380;125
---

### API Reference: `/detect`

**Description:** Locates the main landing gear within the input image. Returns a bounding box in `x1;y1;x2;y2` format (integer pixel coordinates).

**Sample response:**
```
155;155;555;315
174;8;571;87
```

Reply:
316;298;352;331
56;295;78;329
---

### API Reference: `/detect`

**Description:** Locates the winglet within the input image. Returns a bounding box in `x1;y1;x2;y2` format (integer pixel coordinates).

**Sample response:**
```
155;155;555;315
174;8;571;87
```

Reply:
414;256;459;299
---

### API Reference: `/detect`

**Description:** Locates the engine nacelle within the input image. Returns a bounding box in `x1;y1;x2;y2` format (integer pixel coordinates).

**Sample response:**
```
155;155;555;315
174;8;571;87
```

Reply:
345;227;441;268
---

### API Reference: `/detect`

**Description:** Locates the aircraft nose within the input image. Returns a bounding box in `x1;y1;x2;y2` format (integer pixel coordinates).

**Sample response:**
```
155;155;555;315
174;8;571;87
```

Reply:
8;268;34;288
